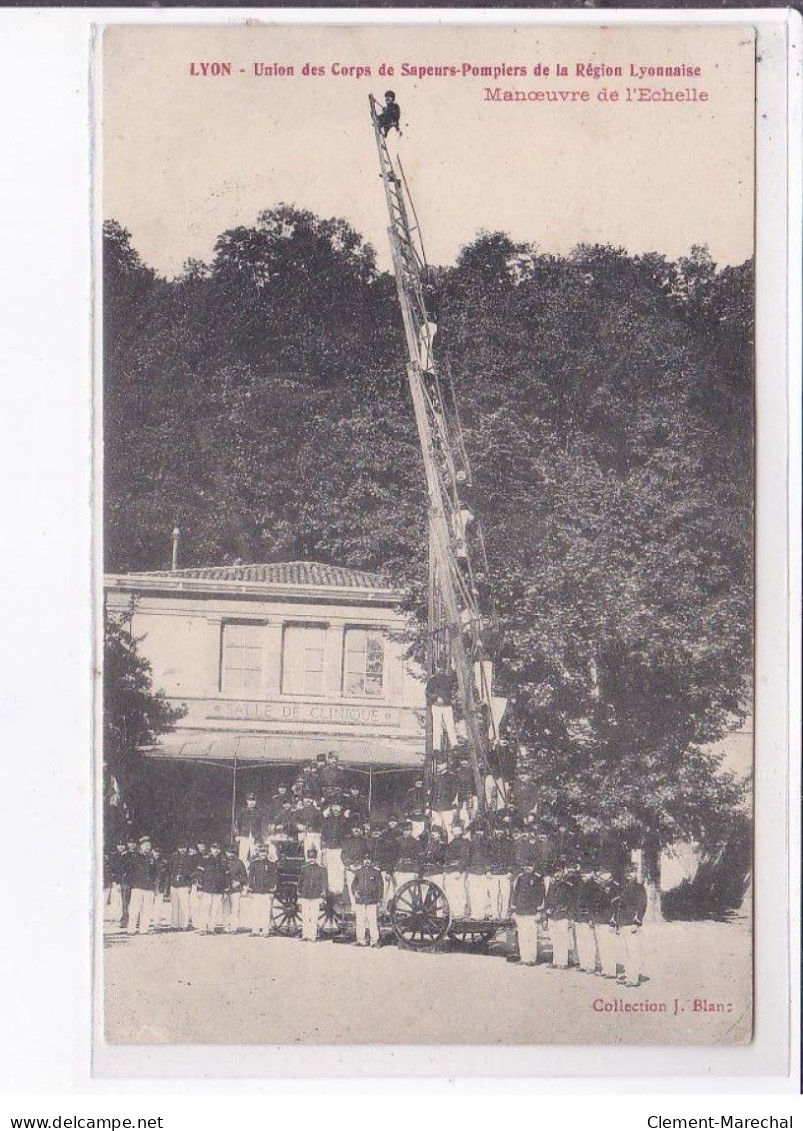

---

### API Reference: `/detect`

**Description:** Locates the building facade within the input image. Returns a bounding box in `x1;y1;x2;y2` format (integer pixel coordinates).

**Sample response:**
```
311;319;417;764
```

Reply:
104;561;426;840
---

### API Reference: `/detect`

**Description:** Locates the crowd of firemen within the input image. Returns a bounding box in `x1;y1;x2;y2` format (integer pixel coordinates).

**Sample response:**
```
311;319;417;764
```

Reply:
104;750;648;984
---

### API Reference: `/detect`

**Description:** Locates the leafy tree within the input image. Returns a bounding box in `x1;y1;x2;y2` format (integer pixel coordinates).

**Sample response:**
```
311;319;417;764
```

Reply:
102;215;753;916
103;602;185;837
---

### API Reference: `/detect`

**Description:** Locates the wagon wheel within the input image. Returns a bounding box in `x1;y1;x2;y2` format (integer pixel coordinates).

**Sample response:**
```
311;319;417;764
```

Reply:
390;878;451;950
271;888;301;935
318;891;346;937
448;923;498;949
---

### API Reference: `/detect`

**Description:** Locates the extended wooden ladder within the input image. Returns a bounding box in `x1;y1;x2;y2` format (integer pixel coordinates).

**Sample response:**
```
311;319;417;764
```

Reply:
369;96;509;814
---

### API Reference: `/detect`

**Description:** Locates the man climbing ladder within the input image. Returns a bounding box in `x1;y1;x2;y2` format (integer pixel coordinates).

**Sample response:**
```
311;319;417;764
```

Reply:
368;94;515;817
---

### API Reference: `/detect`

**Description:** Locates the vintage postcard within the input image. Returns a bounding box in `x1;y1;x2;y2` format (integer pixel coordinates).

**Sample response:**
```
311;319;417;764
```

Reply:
99;22;755;1046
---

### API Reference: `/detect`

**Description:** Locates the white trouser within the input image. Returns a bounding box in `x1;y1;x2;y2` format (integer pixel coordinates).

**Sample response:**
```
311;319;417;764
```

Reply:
127;888;155;934
442;870;468;919
302;831;322;857
467;873;493;919
152;893;169;927
489;696;508;741
432;808;455;840
249;893;275;934
380;871;396;908
431;704;458;751
418;319;437;371
354;902;380;945
323;848;344;894
620;925;642;986
574;921;598;972
344;867;358;907
550;917;573;967
489;873;512;918
409;820;425;838
196;891;223;933
474;659;493;698
190;884;201;927
514;914;540;964
595;923;620;977
222;891;242;932
105;883;124;925
299;897;322;941
171;886;191;929
484;775;506;811
237;835;254;865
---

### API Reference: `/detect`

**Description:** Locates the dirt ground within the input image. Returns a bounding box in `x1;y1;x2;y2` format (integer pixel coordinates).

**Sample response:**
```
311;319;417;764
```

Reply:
103;913;751;1046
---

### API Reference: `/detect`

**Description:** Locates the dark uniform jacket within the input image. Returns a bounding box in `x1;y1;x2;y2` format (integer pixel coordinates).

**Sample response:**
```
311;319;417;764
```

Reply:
341;834;367;869
614;880;647;927
514;838;541;872
321;813;348;849
108;849;131;885
128;851;159;891
264;794;289;823
512;780;539;818
226;857;249;891
249;858;279;894
545;876;579;919
321;764;346;791
297;861;327;899
169;851;193;889
422;840;446;876
467;834;491;874
575;878;608;923
196;855;229;895
234;807;263;839
594;880;620;926
489;834;516;875
403;785;426;819
395;835;423;873
352;864;384;905
511;871;546;915
375;829;400;873
297;803;322;832
455;766;475;803
426;671;456;705
432;772;458;811
444;837;470;872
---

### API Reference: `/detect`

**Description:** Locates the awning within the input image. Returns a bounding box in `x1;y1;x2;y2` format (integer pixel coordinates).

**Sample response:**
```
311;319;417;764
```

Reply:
142;730;424;771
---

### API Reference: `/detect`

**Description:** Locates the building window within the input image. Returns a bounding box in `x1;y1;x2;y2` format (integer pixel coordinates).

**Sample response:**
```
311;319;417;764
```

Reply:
221;622;263;693
343;628;385;698
282;624;327;695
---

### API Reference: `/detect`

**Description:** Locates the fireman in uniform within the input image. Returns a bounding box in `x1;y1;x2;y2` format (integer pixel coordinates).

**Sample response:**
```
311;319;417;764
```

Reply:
511;860;546;965
614;861;648;986
394;820;423;891
297;847;328;942
222;845;249;933
321;801;349;895
466;823;493;919
442;820;470;918
126;835;158;935
544;860;580;969
352;852;384;947
195;842;229;934
341;823;367;908
168;843;194;930
248;842;278;936
233;791;263;865
404;778;427;838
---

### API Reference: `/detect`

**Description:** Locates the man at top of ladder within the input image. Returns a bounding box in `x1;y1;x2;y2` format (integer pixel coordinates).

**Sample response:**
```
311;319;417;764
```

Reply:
377;90;401;137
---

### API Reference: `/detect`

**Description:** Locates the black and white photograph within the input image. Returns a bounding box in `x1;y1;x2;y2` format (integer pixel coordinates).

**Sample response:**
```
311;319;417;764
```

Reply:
99;22;756;1047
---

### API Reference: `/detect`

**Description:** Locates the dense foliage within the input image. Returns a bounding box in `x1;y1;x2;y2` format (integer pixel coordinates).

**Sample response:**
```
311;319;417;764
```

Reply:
104;211;753;877
104;603;186;805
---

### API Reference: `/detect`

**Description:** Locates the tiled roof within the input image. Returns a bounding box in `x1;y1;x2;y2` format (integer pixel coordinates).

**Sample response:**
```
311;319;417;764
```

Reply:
139;561;394;590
